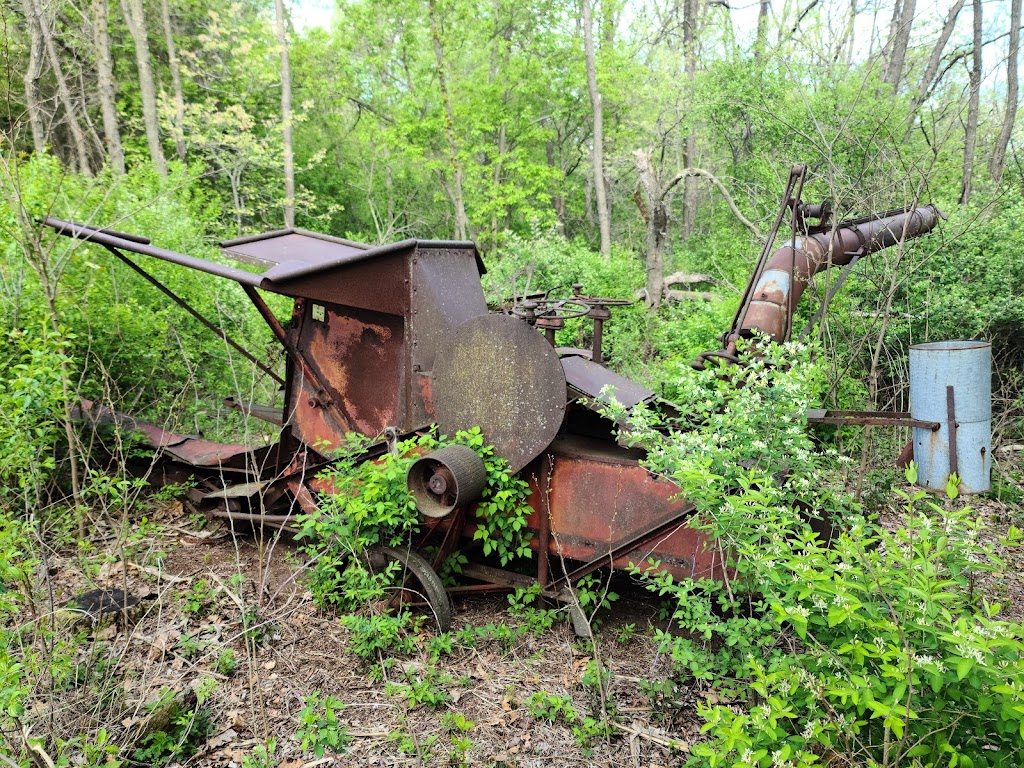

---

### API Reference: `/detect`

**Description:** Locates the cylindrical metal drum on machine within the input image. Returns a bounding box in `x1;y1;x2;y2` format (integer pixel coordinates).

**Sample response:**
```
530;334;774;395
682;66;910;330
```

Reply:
909;340;991;494
407;445;487;518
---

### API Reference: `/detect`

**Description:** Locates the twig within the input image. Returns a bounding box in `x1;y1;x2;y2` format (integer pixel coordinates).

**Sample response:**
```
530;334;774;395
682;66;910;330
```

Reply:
612;721;689;751
127;560;188;583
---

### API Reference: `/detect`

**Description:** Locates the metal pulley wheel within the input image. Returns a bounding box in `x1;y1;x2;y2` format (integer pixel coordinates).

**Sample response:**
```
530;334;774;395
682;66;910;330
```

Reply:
365;545;452;632
406;444;487;518
432;314;567;473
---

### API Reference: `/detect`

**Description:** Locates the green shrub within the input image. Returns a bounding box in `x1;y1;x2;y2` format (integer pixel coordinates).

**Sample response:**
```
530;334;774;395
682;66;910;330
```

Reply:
296;693;350;758
296;427;533;612
614;343;1024;767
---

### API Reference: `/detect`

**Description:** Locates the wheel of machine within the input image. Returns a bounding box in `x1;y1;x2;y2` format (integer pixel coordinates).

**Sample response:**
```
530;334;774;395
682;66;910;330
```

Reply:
512;298;592;321
407;445;487;518
365;545;452;632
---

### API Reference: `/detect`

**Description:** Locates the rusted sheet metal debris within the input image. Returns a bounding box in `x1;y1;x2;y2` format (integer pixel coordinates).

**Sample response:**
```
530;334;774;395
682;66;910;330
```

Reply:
44;166;941;628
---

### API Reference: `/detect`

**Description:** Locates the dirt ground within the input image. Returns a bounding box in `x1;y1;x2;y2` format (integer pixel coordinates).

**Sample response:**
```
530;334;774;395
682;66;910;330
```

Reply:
38;500;703;767
32;481;1024;768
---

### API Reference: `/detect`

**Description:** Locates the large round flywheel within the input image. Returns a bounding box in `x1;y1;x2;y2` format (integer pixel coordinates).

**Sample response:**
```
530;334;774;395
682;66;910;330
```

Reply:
431;314;566;473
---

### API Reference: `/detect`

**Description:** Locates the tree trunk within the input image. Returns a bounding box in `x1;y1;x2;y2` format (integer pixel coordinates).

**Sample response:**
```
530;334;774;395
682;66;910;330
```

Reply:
428;0;469;240
121;0;168;176
636;152;668;310
92;0;125;174
547;140;566;234
682;0;699;238
22;0;47;154
274;0;295;227
911;0;966;114
990;0;1021;183
24;0;91;174
960;0;983;205
581;0;611;259
159;0;187;164
754;0;769;62
883;0;916;88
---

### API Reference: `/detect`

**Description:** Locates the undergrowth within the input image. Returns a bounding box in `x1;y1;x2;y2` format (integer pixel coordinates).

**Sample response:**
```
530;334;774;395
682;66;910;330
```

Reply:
610;341;1024;767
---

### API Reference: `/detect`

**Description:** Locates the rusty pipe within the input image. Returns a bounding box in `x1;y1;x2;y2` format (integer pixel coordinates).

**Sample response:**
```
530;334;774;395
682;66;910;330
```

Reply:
739;205;941;342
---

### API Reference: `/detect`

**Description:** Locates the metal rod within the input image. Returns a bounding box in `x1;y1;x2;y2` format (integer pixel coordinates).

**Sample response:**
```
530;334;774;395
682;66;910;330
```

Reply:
536;454;552;590
549;504;697;591
784;169;807;341
947;385;959;477
105;247;286;386
44;217;264;286
799;250;863;339
242;284;288;345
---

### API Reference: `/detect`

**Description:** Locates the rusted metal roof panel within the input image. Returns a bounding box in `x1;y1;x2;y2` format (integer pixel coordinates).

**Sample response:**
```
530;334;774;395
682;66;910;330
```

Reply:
220;230;369;272
220;230;485;284
561;355;654;408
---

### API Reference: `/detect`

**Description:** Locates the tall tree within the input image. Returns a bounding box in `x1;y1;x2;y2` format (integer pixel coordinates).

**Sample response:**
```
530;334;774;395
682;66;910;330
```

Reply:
960;0;982;205
159;0;187;163
910;0;966;115
582;0;610;258
121;0;168;175
634;148;677;309
21;0;46;154
990;0;1021;183
882;0;916;88
92;0;125;174
274;0;295;227
681;0;698;238
22;0;92;174
428;0;470;240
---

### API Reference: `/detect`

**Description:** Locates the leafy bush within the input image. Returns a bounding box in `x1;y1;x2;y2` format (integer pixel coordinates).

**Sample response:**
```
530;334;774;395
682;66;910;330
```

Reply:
296;428;533;652
0;322;74;513
296;693;350;758
615;343;1024;767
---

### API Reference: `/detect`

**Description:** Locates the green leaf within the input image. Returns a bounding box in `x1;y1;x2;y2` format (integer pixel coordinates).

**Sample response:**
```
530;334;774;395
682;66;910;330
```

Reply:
956;657;974;681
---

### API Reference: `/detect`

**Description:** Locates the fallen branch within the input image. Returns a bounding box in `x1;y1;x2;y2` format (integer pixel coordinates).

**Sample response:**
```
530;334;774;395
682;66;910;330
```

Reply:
612;720;690;751
663;271;715;286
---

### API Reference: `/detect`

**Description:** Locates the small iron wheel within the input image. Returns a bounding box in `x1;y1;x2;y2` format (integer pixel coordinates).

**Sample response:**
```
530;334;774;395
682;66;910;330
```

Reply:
365;544;452;632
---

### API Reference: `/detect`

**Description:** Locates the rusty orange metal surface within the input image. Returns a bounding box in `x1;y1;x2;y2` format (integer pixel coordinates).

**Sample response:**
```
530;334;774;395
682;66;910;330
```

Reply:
521;436;722;583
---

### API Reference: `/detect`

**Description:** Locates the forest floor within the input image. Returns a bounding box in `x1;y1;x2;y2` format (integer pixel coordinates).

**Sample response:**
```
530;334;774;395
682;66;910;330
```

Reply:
35;482;1024;768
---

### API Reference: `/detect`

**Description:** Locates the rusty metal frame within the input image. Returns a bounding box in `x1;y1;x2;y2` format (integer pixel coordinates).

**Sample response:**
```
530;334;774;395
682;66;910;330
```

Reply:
806;409;940;430
730;165;806;341
102;246;285;386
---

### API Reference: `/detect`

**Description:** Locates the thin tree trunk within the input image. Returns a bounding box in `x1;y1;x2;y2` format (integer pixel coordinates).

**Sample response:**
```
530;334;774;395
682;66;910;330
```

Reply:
159;0;187;163
883;0;916;88
428;0;469;240
121;0;168;176
847;0;857;65
755;0;770;62
960;0;983;205
991;0;1021;183
22;0;47;154
274;0;295;227
682;0;699;238
635;150;668;310
911;0;966;114
25;0;91;174
92;0;124;174
582;0;610;258
547;140;566;235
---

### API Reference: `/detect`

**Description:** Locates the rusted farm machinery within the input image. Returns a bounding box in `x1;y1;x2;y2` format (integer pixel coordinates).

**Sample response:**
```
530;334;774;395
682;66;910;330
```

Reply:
44;165;941;631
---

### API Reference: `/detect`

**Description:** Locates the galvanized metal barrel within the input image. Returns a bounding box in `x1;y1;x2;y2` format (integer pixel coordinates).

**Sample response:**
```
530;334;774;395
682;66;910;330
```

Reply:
909;340;991;494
